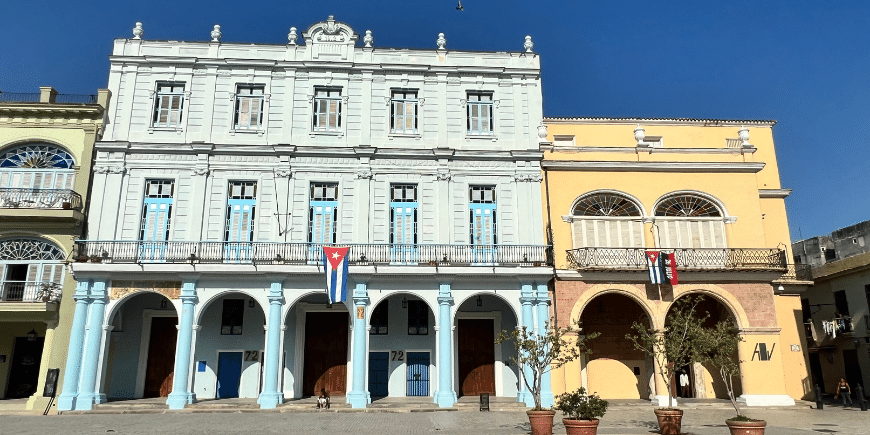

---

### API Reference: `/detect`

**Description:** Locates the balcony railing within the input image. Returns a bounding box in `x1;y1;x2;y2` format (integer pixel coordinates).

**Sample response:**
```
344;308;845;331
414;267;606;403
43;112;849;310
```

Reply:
0;188;83;211
0;281;62;302
566;247;786;271
75;241;553;266
776;263;813;282
0;92;97;104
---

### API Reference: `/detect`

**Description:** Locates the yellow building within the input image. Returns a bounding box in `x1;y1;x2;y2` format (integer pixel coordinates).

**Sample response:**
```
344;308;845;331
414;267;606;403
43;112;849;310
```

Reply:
540;117;812;406
0;87;108;410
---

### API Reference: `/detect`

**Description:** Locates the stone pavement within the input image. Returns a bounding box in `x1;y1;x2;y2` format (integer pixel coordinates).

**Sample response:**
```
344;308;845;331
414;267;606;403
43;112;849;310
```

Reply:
0;402;868;434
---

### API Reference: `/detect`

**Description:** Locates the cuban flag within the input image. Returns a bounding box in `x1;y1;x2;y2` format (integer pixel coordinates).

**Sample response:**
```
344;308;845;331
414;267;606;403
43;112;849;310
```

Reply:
645;251;664;284
662;252;679;285
323;246;349;304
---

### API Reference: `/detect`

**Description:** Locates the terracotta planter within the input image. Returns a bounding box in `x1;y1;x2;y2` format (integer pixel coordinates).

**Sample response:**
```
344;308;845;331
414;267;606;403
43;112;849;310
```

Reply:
563;418;599;435
527;410;556;435
725;419;766;435
653;408;683;435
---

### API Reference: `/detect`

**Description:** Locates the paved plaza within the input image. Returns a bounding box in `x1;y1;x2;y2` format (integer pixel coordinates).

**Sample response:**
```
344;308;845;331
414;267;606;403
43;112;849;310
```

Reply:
1;402;868;434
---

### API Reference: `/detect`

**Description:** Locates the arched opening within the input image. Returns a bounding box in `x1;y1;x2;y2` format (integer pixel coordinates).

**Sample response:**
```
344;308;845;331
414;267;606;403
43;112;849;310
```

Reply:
454;293;519;398
103;292;178;400
571;192;644;248
653;193;727;249
665;293;743;399
0;143;77;199
367;293;436;399
283;292;349;399
581;293;653;399
193;292;266;400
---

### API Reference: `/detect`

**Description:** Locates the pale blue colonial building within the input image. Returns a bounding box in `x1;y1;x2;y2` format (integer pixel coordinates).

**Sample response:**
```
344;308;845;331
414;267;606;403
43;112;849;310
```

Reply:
58;17;552;411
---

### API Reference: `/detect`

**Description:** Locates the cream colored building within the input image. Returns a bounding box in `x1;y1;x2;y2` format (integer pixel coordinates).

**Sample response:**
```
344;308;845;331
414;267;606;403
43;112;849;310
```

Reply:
0;87;108;410
540;117;812;406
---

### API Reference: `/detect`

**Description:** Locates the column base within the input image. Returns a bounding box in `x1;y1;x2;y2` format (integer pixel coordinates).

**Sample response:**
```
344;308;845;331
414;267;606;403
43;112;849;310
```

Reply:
257;391;284;409
652;395;678;407
518;390;535;407
71;393;106;411
166;392;196;410
347;391;369;409
738;394;795;407
434;390;457;407
56;394;77;411
540;391;555;408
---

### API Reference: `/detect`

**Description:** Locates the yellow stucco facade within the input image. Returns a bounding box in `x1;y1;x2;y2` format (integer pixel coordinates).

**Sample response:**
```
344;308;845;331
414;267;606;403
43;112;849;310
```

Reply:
0;88;108;410
541;118;811;405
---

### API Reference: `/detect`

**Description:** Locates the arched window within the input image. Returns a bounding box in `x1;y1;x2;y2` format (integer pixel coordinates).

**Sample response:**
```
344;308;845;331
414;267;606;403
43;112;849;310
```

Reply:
0;143;76;190
654;194;726;249
0;239;66;302
1;144;74;169
571;193;644;248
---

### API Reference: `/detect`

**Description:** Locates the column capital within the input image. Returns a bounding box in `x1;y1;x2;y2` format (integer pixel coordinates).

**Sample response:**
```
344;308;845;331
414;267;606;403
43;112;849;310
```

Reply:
353;296;370;306
520;296;536;305
353;282;368;299
437;296;454;305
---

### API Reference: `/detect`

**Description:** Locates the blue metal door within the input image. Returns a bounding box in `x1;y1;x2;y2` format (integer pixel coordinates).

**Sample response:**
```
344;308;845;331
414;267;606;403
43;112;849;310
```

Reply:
217;352;243;398
368;352;389;397
406;352;429;396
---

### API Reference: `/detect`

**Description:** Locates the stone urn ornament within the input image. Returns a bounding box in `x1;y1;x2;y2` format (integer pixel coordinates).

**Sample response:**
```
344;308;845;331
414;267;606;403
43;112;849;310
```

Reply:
132;22;144;39
211;25;222;42
436;33;447;50
363;30;373;47
288;27;298;45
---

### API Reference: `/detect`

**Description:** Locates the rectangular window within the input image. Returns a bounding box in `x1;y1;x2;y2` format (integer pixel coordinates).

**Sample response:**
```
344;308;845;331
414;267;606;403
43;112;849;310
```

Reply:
391;90;418;134
407;300;428;335
469;186;497;245
370;301;388;335
221;299;244;335
313;87;342;132
309;183;338;244
152;83;185;128
466;92;493;135
834;290;850;316
390;185;418;245
139;180;174;241
225;181;257;242
234;85;265;130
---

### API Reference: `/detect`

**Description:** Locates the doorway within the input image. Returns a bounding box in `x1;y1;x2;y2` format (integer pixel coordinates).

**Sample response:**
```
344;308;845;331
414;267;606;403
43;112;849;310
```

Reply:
406;352;430;396
143;316;178;397
5;336;44;398
458;319;495;396
302;312;348;396
844;349;863;397
368;352;388;397
217;351;243;398
809;353;825;394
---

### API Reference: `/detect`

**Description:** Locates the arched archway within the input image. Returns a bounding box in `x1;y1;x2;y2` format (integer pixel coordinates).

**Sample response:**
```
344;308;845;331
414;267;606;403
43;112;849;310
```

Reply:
581;292;654;399
102;291;178;399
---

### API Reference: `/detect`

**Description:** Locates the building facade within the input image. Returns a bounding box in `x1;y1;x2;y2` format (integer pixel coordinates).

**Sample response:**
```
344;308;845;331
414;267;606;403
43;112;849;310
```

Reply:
0;87;108;409
794;219;870;398
540;118;811;406
58;18;552;411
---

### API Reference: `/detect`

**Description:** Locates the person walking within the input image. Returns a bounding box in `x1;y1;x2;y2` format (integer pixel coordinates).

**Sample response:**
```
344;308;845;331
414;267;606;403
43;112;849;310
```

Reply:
679;372;690;398
835;378;853;407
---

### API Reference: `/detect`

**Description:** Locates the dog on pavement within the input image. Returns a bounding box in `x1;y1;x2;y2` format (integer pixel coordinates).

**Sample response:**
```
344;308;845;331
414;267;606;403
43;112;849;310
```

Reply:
316;388;330;410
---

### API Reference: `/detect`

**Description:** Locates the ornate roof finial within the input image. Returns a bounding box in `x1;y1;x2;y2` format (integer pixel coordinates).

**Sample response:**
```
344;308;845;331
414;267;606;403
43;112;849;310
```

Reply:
738;126;750;147
524;35;534;53
210;25;222;42
364;30;373;48
436;33;447;50
288;27;298;45
634;124;646;146
132;22;144;40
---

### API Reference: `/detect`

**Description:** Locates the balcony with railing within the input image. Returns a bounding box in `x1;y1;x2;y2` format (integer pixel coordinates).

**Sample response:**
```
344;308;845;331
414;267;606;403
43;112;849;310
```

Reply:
0;281;62;302
74;241;553;267
0;188;83;211
0;92;97;104
566;247;787;271
774;263;814;283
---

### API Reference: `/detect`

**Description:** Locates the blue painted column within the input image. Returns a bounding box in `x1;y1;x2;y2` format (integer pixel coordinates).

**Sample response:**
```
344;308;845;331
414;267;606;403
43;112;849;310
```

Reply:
259;281;285;409
346;282;370;408
536;283;554;408
434;282;457;407
57;280;91;411
76;280;108;410
167;279;198;409
518;283;536;406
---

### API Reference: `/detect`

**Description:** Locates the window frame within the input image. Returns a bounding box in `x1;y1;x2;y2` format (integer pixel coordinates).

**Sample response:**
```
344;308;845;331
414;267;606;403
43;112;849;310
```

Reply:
312;87;343;133
233;85;266;131
466;92;494;136
407;300;428;335
220;299;245;335
308;182;339;244
390;89;419;135
370;300;388;335
151;82;186;129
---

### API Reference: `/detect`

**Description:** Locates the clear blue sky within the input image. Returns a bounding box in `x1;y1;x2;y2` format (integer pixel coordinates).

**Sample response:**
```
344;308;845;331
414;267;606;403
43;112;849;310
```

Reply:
1;1;867;241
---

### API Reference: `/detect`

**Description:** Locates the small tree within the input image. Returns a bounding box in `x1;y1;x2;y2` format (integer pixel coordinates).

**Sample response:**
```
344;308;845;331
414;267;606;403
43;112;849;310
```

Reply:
496;322;597;410
696;319;744;417
626;296;709;409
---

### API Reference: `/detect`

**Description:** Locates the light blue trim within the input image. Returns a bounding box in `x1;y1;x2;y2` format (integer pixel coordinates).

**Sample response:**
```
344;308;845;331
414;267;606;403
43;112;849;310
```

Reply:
433;283;457;407
346;282;370;408
518;283;535;406
536;283;554;408
75;280;108;410
258;281;285;409
167;279;198;409
57;280;91;411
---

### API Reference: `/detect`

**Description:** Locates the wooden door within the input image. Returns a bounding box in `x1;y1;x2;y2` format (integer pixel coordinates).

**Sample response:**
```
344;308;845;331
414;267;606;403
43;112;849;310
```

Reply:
303;312;348;396
458;319;495;396
143;316;178;397
6;337;44;398
368;352;389;397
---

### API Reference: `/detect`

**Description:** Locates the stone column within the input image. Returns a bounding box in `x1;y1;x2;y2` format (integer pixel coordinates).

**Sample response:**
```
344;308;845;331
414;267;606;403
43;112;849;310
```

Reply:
167;279;198;409
76;280;108;410
347;282;370;408
57;281;91;411
259;281;285;409
434;283;457;407
26;319;59;410
518;283;535;406
536;283;554;407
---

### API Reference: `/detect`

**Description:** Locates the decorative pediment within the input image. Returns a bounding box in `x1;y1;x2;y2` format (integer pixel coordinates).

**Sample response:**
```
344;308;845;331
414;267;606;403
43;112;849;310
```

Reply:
303;15;358;53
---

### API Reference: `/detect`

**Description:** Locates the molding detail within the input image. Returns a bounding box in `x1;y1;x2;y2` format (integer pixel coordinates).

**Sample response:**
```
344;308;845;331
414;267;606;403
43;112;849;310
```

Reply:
541;161;766;173
758;188;792;199
191;168;209;176
514;173;543;182
274;169;292;178
436;171;452;181
356;168;373;179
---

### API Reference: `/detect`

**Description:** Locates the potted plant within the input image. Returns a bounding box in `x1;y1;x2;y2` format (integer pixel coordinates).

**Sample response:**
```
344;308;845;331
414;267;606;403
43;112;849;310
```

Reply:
496;322;597;435
555;387;608;435
626;296;709;435
696;319;766;434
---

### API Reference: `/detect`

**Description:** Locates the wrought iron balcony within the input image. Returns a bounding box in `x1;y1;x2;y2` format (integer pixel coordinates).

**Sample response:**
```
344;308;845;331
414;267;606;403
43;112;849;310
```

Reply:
0;188;83;211
775;263;813;282
0;92;97;104
0;281;62;302
75;241;553;267
566;247;786;271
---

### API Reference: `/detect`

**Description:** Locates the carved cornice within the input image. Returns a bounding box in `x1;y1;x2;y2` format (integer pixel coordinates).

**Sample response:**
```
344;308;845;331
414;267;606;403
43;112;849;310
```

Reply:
541;161;766;173
514;173;543;182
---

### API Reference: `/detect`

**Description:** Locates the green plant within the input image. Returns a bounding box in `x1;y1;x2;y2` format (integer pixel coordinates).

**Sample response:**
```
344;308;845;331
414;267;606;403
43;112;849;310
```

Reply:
695;317;745;418
555;387;608;420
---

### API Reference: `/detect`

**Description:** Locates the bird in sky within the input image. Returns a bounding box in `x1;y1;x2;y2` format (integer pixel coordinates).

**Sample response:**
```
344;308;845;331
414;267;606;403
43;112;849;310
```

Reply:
457;1;464;11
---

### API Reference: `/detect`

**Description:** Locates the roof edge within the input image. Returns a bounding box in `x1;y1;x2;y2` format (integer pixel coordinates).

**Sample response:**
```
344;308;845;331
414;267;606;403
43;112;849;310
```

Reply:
544;117;776;127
